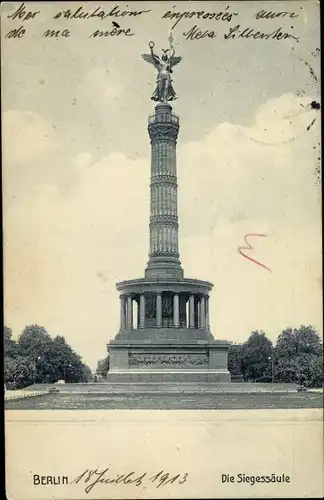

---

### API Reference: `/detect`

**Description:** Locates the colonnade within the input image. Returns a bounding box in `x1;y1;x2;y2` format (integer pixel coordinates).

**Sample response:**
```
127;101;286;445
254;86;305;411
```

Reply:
119;292;210;330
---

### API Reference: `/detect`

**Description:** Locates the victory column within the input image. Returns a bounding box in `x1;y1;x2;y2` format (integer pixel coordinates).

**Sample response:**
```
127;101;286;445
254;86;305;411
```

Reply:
107;35;231;382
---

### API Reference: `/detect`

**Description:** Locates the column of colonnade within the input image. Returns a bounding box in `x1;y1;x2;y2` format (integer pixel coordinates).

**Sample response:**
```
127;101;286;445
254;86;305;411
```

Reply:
119;294;210;331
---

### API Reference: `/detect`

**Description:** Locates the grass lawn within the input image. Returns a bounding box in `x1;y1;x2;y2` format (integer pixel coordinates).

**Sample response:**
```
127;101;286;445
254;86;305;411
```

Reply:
4;391;323;410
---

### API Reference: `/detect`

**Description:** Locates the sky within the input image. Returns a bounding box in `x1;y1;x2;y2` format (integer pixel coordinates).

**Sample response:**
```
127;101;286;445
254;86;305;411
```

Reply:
2;1;322;370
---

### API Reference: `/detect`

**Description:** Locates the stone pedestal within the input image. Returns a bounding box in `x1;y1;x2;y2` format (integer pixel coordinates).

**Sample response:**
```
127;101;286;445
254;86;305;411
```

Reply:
108;340;230;382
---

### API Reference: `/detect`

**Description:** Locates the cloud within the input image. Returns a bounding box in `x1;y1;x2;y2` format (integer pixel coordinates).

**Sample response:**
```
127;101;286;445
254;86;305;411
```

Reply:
3;110;57;165
2;110;60;207
76;67;123;113
246;92;319;144
3;93;322;369
73;152;93;169
178;93;320;237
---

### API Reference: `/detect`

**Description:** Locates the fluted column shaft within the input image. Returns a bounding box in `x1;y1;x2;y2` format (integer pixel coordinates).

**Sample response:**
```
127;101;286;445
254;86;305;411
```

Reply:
189;295;195;328
139;294;145;328
126;296;133;329
146;104;183;279
195;298;199;328
200;296;206;329
173;294;180;327
206;296;210;330
156;293;162;327
149;106;179;259
120;296;126;330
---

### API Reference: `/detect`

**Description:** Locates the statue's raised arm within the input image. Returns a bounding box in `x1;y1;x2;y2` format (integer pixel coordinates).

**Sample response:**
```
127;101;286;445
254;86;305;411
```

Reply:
142;37;182;103
141;41;160;69
168;33;182;69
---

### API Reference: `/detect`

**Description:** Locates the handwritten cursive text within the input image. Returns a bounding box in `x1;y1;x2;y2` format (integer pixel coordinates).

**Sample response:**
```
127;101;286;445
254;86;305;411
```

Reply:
71;468;188;494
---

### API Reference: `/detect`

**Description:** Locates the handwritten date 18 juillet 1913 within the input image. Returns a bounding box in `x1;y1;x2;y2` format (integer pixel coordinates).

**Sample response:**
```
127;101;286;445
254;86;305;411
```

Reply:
69;468;188;493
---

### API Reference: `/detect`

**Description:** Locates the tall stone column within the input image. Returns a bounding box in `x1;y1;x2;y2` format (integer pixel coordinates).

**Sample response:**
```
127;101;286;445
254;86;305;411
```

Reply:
127;296;133;329
156;293;162;327
145;103;183;280
136;297;140;328
120;295;126;330
173;294;180;327
200;296;206;329
196;298;200;328
189;294;195;328
194;297;199;328
179;295;187;328
206;296;210;330
139;294;145;328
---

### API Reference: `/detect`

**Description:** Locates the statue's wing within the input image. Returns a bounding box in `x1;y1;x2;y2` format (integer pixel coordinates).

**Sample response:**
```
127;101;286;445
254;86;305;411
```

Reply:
142;53;159;68
169;55;182;68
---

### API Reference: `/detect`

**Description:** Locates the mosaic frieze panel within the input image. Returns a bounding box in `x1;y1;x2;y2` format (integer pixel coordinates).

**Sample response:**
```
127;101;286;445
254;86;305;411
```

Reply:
129;352;209;368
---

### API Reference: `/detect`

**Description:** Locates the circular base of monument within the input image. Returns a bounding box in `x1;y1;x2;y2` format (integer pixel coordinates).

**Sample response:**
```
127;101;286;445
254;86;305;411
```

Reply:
114;327;215;342
145;257;184;279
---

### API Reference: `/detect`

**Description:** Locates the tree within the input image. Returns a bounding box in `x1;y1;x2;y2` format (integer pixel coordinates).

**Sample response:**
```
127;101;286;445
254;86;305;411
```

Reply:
4;326;13;345
4;326;17;357
96;356;110;379
48;335;90;383
81;365;93;383
4;356;36;390
228;343;243;376
275;354;323;387
276;326;322;358
7;324;94;386
307;355;324;387
17;325;57;383
241;331;273;382
17;325;52;358
275;326;323;387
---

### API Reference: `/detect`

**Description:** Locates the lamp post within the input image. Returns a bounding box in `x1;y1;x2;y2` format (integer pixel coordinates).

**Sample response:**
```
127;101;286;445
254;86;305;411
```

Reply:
63;363;72;383
33;356;41;385
268;353;274;384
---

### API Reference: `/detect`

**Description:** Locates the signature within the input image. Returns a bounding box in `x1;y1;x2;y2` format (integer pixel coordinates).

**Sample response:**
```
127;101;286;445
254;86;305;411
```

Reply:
71;468;188;493
238;233;271;273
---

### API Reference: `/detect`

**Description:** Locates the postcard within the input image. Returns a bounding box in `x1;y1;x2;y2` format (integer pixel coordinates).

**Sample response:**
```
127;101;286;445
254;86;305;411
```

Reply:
3;1;323;499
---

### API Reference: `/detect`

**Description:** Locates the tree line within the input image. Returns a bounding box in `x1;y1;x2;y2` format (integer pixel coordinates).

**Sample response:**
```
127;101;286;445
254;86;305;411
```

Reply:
5;323;321;388
95;325;323;387
228;325;323;387
4;324;92;389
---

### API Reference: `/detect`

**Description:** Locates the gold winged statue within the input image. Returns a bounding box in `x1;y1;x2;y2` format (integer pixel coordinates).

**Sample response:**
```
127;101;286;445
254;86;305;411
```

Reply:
142;34;182;103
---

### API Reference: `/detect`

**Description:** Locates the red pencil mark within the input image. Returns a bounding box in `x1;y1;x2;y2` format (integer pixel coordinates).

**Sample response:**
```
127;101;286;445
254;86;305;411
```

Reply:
238;234;271;273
